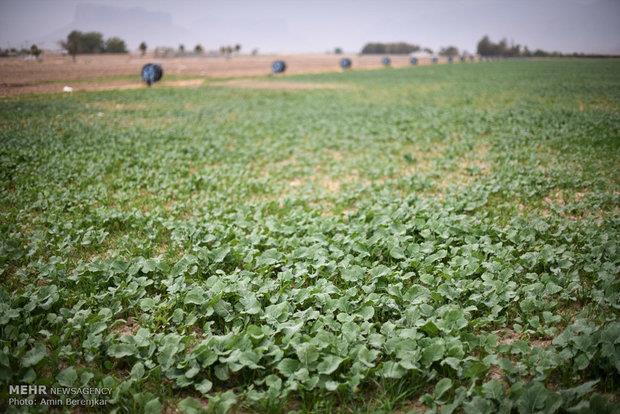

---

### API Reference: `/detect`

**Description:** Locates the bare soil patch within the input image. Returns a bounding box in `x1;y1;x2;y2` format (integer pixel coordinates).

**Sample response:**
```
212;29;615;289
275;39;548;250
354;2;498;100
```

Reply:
0;53;445;96
112;316;140;336
0;78;204;96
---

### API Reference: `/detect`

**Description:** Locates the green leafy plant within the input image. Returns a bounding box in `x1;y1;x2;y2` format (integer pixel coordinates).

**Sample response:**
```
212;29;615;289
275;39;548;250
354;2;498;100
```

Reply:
0;59;618;413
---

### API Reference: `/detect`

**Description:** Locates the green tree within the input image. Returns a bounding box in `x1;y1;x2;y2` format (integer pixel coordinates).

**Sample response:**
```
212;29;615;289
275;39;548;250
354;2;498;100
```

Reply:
60;30;105;59
30;44;42;59
234;44;241;53
361;42;420;54
334;47;343;54
476;35;493;56
194;44;204;54
476;36;511;57
139;41;147;56
179;44;185;54
60;30;80;61
439;46;459;57
79;32;104;53
476;35;560;57
104;37;128;53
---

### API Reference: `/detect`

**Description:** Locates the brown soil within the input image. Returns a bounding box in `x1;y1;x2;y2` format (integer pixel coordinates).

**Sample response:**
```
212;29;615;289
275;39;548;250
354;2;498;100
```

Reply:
0;78;204;96
0;53;448;96
112;316;140;336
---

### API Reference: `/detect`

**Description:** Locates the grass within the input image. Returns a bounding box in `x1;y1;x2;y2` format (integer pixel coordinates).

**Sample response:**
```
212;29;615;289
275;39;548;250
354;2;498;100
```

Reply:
0;59;619;413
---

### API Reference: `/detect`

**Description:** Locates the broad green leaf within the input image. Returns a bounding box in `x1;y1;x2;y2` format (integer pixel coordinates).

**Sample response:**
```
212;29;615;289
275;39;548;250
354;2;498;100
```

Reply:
295;343;319;367
195;379;213;395
256;249;281;266
208;390;237;414
145;398;162;414
438;308;468;332
389;245;405;260
185;365;200;378
184;287;207;305
358;346;379;368
434;378;453;399
517;382;554;414
342;265;365;282
178;397;205;414
317;355;344;375
463;396;495;414
108;343;137;358
240;294;261;315
139;298;156;311
359;305;375;320
421;342;445;367
325;380;339;391
130;362;145;380
211;246;230;264
482;379;504;400
381;361;406;379
277;358;300;375
21;343;47;367
57;366;78;387
464;360;488;380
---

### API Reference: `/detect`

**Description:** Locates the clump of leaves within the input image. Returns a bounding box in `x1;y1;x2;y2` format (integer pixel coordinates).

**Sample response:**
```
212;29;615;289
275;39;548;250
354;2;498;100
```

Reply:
0;59;618;413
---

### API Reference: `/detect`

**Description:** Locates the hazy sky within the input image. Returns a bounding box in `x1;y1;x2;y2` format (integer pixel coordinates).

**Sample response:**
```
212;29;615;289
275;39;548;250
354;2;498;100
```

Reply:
1;0;619;54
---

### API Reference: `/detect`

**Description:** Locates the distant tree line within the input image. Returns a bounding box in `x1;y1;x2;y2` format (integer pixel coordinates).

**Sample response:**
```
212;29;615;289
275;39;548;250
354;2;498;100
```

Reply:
360;36;616;58
0;44;42;59
60;31;127;59
149;43;221;58
219;44;242;56
475;35;586;57
439;46;459;57
0;45;40;58
361;42;421;54
476;36;526;57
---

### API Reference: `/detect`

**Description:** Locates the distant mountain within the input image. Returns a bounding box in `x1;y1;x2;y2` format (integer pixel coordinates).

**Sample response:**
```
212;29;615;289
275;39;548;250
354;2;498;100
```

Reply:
38;3;195;51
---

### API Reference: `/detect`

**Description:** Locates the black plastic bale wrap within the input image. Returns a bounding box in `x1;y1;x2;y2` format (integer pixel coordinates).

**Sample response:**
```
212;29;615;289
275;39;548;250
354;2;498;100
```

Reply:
141;64;163;86
271;60;287;74
340;58;352;69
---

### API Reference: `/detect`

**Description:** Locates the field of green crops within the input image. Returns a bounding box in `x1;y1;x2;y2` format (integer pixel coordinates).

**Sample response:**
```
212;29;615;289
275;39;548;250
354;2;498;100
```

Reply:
1;59;619;413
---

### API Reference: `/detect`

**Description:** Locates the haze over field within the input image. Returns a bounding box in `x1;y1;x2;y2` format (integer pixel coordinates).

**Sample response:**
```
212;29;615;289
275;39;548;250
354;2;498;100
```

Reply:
1;0;619;54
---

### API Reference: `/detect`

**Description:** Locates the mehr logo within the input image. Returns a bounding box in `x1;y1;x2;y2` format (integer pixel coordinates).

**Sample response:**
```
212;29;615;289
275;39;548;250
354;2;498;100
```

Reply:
8;384;113;408
9;385;47;395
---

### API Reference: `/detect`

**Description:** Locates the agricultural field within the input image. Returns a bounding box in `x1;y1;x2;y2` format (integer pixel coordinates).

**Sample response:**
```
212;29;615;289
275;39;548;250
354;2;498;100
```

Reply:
0;59;619;413
0;53;425;96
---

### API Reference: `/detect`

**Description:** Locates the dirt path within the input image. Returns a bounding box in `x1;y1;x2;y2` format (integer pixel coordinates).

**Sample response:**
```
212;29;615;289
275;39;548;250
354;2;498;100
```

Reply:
0;79;205;96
